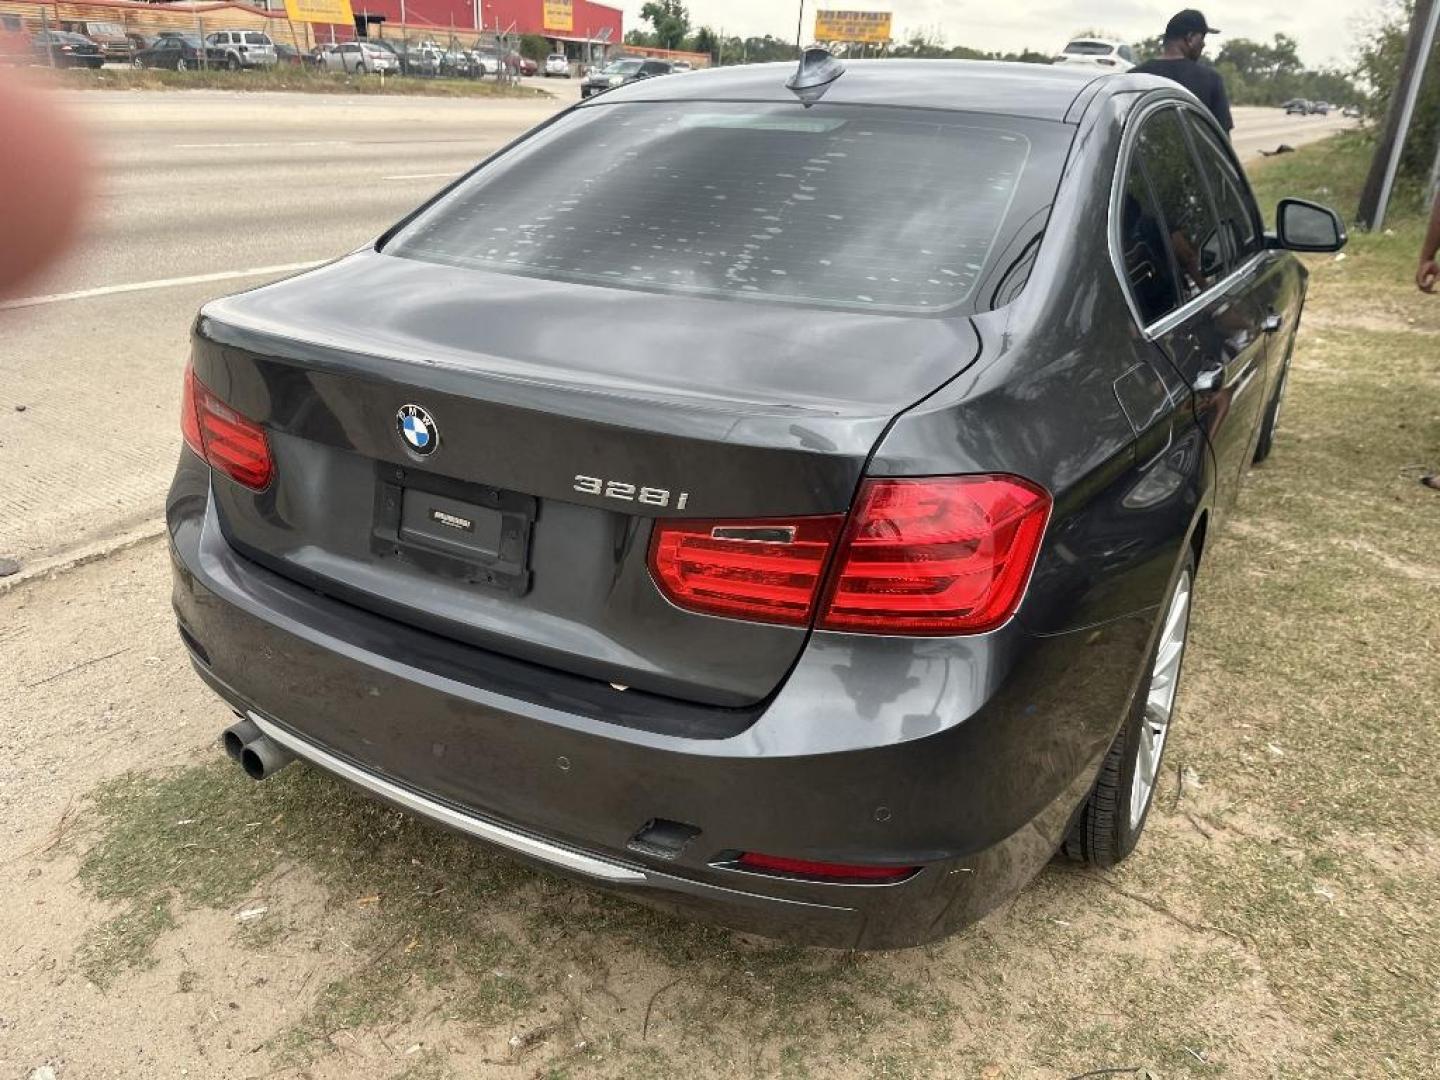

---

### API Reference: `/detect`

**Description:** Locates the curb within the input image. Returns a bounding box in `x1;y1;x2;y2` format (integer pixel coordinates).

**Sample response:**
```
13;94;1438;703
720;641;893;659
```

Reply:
0;518;168;594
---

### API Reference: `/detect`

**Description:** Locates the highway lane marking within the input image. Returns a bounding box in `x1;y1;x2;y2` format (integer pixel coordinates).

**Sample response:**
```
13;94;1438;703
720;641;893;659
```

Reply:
0;261;327;311
383;171;461;181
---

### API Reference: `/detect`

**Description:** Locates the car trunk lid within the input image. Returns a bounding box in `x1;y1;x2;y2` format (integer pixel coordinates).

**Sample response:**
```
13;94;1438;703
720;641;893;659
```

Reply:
192;249;980;706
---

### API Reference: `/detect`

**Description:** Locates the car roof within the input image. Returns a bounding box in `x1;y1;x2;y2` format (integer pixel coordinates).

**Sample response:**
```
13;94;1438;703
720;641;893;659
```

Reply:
587;59;1103;121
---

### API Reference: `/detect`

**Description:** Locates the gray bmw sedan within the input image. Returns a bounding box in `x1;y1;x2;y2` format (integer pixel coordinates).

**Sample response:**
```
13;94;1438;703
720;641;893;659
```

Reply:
168;55;1345;948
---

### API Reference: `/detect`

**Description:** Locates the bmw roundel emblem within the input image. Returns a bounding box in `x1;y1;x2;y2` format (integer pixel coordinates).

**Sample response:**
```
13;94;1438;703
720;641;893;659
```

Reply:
396;404;438;457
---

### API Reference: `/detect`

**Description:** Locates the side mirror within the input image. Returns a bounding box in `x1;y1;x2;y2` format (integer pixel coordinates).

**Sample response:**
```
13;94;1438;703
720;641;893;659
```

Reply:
1274;198;1347;253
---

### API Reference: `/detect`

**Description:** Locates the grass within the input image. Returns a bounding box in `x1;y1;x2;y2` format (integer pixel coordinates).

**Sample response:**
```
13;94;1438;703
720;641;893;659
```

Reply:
64;130;1440;1077
42;65;549;98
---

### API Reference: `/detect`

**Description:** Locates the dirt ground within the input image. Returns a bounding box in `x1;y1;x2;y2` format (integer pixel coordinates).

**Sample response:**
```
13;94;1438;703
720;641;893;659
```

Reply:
1;140;1437;1080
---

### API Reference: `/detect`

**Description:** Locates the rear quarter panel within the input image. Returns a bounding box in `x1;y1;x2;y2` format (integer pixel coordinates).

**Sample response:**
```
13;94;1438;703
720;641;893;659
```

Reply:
871;90;1211;638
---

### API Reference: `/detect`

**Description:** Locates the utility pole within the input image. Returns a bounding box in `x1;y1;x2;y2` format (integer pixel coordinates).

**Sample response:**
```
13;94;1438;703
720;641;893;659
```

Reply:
794;0;804;55
1356;0;1440;230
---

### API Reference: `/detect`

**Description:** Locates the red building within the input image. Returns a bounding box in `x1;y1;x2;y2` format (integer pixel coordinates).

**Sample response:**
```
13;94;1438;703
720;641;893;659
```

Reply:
352;0;621;42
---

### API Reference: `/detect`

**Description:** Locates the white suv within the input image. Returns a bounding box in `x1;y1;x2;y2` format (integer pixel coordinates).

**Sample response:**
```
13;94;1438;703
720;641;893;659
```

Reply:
319;41;398;74
1052;37;1135;72
544;52;569;77
205;30;277;70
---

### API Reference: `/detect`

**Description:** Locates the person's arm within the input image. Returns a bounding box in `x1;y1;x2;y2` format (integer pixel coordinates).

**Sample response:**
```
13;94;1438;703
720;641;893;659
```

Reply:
1419;193;1440;293
1211;71;1234;133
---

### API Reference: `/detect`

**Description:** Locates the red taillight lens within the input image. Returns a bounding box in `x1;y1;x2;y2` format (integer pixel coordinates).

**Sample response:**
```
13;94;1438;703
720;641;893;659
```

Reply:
649;516;844;626
818;476;1050;634
180;360;273;491
646;475;1049;635
180;362;204;458
736;852;919;884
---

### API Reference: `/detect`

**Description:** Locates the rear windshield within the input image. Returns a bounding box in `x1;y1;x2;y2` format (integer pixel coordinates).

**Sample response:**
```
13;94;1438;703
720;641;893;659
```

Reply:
605;59;643;75
1064;41;1113;55
388;102;1068;314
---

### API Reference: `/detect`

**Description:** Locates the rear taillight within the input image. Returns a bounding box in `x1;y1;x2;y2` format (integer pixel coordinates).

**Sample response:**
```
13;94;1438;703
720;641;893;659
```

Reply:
735;852;919;884
818;476;1050;634
647;475;1049;636
181;361;273;491
649;516;843;626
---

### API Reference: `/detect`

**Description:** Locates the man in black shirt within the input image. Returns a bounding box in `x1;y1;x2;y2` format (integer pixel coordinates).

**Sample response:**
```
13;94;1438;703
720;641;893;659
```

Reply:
1133;9;1233;133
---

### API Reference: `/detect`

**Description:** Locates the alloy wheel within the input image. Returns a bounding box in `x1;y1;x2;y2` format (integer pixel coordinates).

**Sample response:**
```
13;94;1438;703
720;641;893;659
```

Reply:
1129;569;1191;828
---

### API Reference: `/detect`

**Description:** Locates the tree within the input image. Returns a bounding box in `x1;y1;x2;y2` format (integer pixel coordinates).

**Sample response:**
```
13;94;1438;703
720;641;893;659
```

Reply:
1130;37;1161;63
690;26;718;61
1355;0;1439;189
517;33;548;62
640;0;690;51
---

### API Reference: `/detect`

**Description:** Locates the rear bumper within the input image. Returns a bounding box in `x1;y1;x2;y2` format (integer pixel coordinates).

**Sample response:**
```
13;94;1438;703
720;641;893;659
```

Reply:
169;457;1152;948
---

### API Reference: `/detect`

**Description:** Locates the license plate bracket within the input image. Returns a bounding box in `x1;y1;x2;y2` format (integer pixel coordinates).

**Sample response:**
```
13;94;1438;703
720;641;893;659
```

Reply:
371;468;534;596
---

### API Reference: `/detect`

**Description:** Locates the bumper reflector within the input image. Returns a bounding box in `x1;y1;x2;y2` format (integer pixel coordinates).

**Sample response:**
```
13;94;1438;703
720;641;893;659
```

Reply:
736;852;919;884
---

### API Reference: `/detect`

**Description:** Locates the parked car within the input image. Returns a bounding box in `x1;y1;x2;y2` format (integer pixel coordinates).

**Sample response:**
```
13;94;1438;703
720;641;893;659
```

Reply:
172;57;1345;949
544;51;568;77
513;52;537;76
1309;100;1331;115
1052;37;1135;72
132;34;207;71
318;40;398;74
470;48;502;76
64;20;130;62
204;29;277;70
31;31;104;69
396;40;442;76
580;56;671;98
273;41;306;67
437;45;476;77
1342;104;1362;119
1285;99;1310;115
670;59;692;72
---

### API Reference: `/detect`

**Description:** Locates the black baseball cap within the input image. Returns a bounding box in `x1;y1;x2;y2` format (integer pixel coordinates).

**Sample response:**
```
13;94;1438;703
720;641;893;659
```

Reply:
1165;9;1221;38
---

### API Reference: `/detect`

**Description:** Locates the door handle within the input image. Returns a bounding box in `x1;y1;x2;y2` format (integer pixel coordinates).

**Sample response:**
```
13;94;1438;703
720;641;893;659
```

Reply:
1193;363;1225;392
1262;313;1283;334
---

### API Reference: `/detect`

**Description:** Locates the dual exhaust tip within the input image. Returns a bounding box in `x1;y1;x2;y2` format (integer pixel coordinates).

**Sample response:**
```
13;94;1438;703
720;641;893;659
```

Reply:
222;716;293;781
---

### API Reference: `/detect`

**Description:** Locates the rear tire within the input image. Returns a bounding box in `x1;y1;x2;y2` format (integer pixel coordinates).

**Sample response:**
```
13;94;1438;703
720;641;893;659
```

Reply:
1063;552;1195;867
227;54;240;71
1252;364;1289;464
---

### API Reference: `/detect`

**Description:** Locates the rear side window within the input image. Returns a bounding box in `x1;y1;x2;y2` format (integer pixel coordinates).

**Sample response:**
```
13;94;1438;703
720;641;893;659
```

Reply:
389;103;1055;313
1118;157;1182;326
245;32;268;44
1185;115;1263;273
1133;107;1223;303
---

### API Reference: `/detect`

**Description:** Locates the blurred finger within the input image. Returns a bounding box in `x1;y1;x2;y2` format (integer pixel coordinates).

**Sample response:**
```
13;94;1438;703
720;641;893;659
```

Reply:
0;73;92;300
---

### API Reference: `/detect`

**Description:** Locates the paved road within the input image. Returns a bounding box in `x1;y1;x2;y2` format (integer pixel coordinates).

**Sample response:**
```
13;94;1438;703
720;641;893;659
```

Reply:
0;92;1354;575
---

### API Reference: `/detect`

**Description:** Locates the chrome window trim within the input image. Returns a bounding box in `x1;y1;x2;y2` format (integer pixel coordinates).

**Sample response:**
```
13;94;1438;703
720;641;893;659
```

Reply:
1107;96;1266;342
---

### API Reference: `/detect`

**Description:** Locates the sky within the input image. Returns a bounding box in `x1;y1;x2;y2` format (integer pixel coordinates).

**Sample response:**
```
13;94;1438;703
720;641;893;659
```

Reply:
617;1;1384;70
